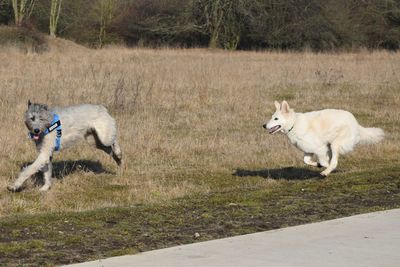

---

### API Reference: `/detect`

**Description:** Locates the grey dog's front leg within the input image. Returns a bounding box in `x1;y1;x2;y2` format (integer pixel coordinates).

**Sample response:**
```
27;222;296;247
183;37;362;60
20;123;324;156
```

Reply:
40;160;53;191
8;152;52;192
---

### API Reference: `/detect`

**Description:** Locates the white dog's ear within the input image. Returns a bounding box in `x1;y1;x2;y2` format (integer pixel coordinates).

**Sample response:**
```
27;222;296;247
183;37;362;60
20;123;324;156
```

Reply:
281;100;290;113
274;101;280;110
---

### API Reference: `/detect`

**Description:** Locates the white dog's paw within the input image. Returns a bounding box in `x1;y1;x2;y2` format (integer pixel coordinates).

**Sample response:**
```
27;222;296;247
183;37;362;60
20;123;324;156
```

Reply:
7;185;22;192
320;170;331;177
318;162;330;168
39;184;51;192
304;161;319;167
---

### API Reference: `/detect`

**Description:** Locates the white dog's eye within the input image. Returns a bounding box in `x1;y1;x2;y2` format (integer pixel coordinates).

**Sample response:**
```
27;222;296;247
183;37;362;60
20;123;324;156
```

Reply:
31;116;35;121
274;118;278;120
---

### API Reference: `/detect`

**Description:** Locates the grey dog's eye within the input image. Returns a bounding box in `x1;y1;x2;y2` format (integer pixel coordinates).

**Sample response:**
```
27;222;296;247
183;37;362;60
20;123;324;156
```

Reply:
274;118;278;120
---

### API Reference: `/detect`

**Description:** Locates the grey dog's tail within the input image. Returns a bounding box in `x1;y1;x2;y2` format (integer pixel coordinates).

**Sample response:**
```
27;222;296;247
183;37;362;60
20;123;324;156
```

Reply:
358;126;384;145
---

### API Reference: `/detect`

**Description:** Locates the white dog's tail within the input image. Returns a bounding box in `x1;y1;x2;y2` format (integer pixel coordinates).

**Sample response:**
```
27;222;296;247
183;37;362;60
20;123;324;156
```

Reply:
358;126;384;144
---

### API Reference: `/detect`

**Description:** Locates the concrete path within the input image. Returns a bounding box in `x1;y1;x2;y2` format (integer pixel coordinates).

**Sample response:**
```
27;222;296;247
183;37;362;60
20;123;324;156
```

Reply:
65;209;400;267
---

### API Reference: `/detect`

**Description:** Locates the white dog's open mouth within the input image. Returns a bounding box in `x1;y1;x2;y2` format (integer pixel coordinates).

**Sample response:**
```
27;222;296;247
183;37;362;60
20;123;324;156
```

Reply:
268;125;281;134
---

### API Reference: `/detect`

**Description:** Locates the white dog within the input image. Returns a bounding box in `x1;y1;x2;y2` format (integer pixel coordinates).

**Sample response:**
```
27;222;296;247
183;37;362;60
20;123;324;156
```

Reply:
263;101;384;176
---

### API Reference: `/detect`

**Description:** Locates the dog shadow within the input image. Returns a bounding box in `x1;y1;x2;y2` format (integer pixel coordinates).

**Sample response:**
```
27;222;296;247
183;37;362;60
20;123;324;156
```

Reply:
22;160;112;186
233;167;322;180
52;160;113;179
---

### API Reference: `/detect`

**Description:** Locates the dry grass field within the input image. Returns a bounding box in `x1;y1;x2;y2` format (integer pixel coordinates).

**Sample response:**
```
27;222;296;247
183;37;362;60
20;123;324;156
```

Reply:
0;42;400;265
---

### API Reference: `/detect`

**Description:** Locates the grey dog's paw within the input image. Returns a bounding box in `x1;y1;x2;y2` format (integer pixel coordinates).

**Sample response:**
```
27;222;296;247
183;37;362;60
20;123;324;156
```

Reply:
7;185;22;193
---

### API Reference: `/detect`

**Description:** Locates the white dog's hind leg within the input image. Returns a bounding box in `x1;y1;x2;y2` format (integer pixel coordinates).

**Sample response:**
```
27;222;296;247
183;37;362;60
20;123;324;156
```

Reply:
317;154;330;168
321;143;339;176
40;161;53;191
8;152;51;192
303;153;318;167
316;146;330;168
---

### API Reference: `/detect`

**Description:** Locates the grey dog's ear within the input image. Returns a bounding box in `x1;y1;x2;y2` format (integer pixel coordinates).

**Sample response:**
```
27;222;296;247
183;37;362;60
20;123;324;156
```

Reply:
28;100;32;107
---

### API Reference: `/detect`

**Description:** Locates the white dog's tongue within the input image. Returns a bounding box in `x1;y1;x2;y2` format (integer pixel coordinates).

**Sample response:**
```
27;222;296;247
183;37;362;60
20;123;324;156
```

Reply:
33;135;40;140
268;125;281;134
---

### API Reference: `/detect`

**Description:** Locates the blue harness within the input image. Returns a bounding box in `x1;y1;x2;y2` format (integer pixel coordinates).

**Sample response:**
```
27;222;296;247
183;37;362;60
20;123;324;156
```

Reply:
29;113;62;151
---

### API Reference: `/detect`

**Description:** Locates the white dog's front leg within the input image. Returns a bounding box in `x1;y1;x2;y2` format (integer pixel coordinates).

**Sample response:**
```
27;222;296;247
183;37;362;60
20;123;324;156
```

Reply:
8;152;51;192
303;153;318;167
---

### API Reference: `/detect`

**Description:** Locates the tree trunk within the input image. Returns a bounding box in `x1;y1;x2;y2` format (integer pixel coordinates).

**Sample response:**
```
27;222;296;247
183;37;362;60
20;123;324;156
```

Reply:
98;0;116;48
11;0;36;26
49;0;62;38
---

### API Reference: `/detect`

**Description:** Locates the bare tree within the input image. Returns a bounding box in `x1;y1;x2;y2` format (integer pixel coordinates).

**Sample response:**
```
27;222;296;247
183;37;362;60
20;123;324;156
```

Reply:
11;0;35;26
197;0;245;49
203;0;225;48
49;0;62;37
97;0;117;47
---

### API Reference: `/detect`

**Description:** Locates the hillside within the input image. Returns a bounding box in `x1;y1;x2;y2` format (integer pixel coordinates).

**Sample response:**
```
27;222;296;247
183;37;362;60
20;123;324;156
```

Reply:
0;26;87;53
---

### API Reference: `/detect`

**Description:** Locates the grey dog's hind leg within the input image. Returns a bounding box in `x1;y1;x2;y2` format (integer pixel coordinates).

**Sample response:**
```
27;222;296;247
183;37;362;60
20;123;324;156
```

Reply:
87;130;122;166
111;141;122;165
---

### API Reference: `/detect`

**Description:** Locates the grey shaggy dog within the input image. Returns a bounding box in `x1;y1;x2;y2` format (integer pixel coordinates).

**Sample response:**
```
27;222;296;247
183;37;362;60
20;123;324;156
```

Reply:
7;101;122;192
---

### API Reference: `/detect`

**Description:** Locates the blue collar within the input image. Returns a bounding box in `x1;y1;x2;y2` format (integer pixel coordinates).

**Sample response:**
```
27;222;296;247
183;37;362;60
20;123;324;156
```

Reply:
29;113;62;151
